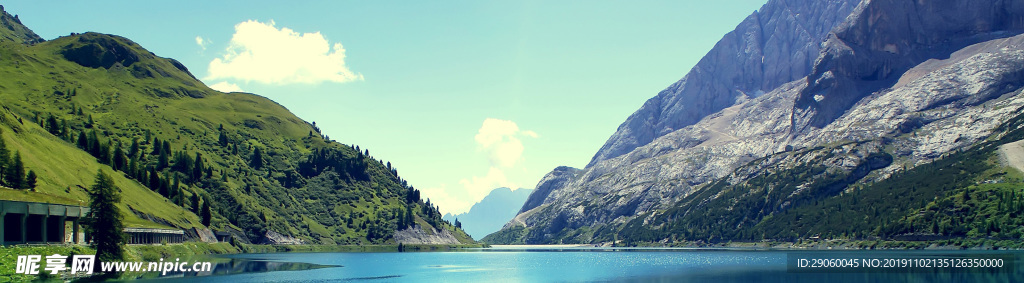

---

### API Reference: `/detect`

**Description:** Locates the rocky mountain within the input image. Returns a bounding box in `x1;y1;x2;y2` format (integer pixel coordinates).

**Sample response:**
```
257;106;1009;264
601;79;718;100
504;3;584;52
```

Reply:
487;0;1024;245
588;0;858;166
0;6;473;245
517;167;579;214
0;5;42;45
443;187;532;239
394;225;461;245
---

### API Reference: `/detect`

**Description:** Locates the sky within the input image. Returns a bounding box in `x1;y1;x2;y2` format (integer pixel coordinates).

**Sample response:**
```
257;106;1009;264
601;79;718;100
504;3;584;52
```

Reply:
5;0;767;214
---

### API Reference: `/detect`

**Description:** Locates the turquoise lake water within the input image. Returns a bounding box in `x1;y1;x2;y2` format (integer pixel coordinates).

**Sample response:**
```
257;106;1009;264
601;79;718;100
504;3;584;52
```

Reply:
131;247;1024;282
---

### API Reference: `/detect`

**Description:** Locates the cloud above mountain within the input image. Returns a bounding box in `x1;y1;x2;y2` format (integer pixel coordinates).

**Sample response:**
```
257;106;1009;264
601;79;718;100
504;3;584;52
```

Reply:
474;118;538;168
195;36;209;51
209;81;243;93
424;118;537;215
206;20;363;85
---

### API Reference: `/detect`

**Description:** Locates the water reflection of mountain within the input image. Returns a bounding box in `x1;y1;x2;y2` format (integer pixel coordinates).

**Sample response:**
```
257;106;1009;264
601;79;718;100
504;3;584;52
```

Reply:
117;258;336;280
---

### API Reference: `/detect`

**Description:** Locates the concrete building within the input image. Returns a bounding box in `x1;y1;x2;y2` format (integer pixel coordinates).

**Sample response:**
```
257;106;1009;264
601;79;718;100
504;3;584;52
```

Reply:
214;231;231;242
124;228;185;244
0;200;88;245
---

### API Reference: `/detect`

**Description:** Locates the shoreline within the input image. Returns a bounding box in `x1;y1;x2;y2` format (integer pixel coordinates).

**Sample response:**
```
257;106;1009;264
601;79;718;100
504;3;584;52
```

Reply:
3;240;1021;280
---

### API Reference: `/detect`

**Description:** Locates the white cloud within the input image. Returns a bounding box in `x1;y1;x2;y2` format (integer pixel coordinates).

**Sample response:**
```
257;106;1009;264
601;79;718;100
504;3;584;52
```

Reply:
209;81;244;93
424;119;537;214
420;119;538;215
195;36;208;50
206;20;363;85
474;118;536;168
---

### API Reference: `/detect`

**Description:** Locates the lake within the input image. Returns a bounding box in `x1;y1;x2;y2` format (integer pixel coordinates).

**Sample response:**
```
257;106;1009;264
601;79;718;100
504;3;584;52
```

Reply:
129;246;1024;282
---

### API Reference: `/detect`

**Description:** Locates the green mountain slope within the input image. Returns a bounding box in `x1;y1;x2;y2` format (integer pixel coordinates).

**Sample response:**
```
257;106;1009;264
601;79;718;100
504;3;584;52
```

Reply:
0;8;471;245
605;106;1024;245
486;107;1024;245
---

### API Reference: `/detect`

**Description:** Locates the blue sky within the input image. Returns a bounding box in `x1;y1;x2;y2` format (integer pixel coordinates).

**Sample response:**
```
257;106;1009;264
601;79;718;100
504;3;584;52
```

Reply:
5;1;767;214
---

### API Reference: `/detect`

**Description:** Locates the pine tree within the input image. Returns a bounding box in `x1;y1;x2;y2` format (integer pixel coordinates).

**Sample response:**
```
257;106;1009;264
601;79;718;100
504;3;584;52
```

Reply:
251;147;264;170
129;138;139;160
159;175;170;197
113;142;126;171
148;167;159;191
397;209;405;229
87;130;100;156
5;152;25;189
85;170;125;262
151;137;161;156
191;192;200;214
405;205;414;229
60;119;70;140
137;164;148;182
171;174;181;204
77;131;88;150
0;130;8;183
158;146;169;170
98;141;111;165
201;198;212;226
25;170;37;190
127;157;139;180
173;150;192;174
172;174;181;195
192;152;204;180
46;115;60;135
173;186;184;207
218;131;229;147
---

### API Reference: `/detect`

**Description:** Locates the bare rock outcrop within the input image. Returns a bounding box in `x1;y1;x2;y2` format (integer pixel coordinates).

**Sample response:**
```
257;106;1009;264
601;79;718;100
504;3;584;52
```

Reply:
394;225;460;245
589;0;858;166
259;230;305;245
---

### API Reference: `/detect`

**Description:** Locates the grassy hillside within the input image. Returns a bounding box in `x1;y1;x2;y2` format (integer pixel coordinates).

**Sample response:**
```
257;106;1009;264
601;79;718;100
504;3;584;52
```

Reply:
0;10;471;244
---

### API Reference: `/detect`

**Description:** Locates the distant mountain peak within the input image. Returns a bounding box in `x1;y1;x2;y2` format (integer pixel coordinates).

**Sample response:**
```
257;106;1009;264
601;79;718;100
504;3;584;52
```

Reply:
443;187;532;240
0;5;44;45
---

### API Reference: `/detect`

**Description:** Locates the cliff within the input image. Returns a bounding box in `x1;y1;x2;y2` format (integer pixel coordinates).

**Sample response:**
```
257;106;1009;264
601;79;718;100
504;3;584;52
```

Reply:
588;0;859;166
490;0;1024;244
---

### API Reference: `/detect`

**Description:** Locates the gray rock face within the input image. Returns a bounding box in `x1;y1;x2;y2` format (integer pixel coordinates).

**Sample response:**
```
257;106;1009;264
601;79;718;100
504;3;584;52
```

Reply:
519;166;580;214
187;227;218;243
499;0;1024;244
795;0;1024;131
394;225;460;245
259;230;306;245
588;0;858;167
